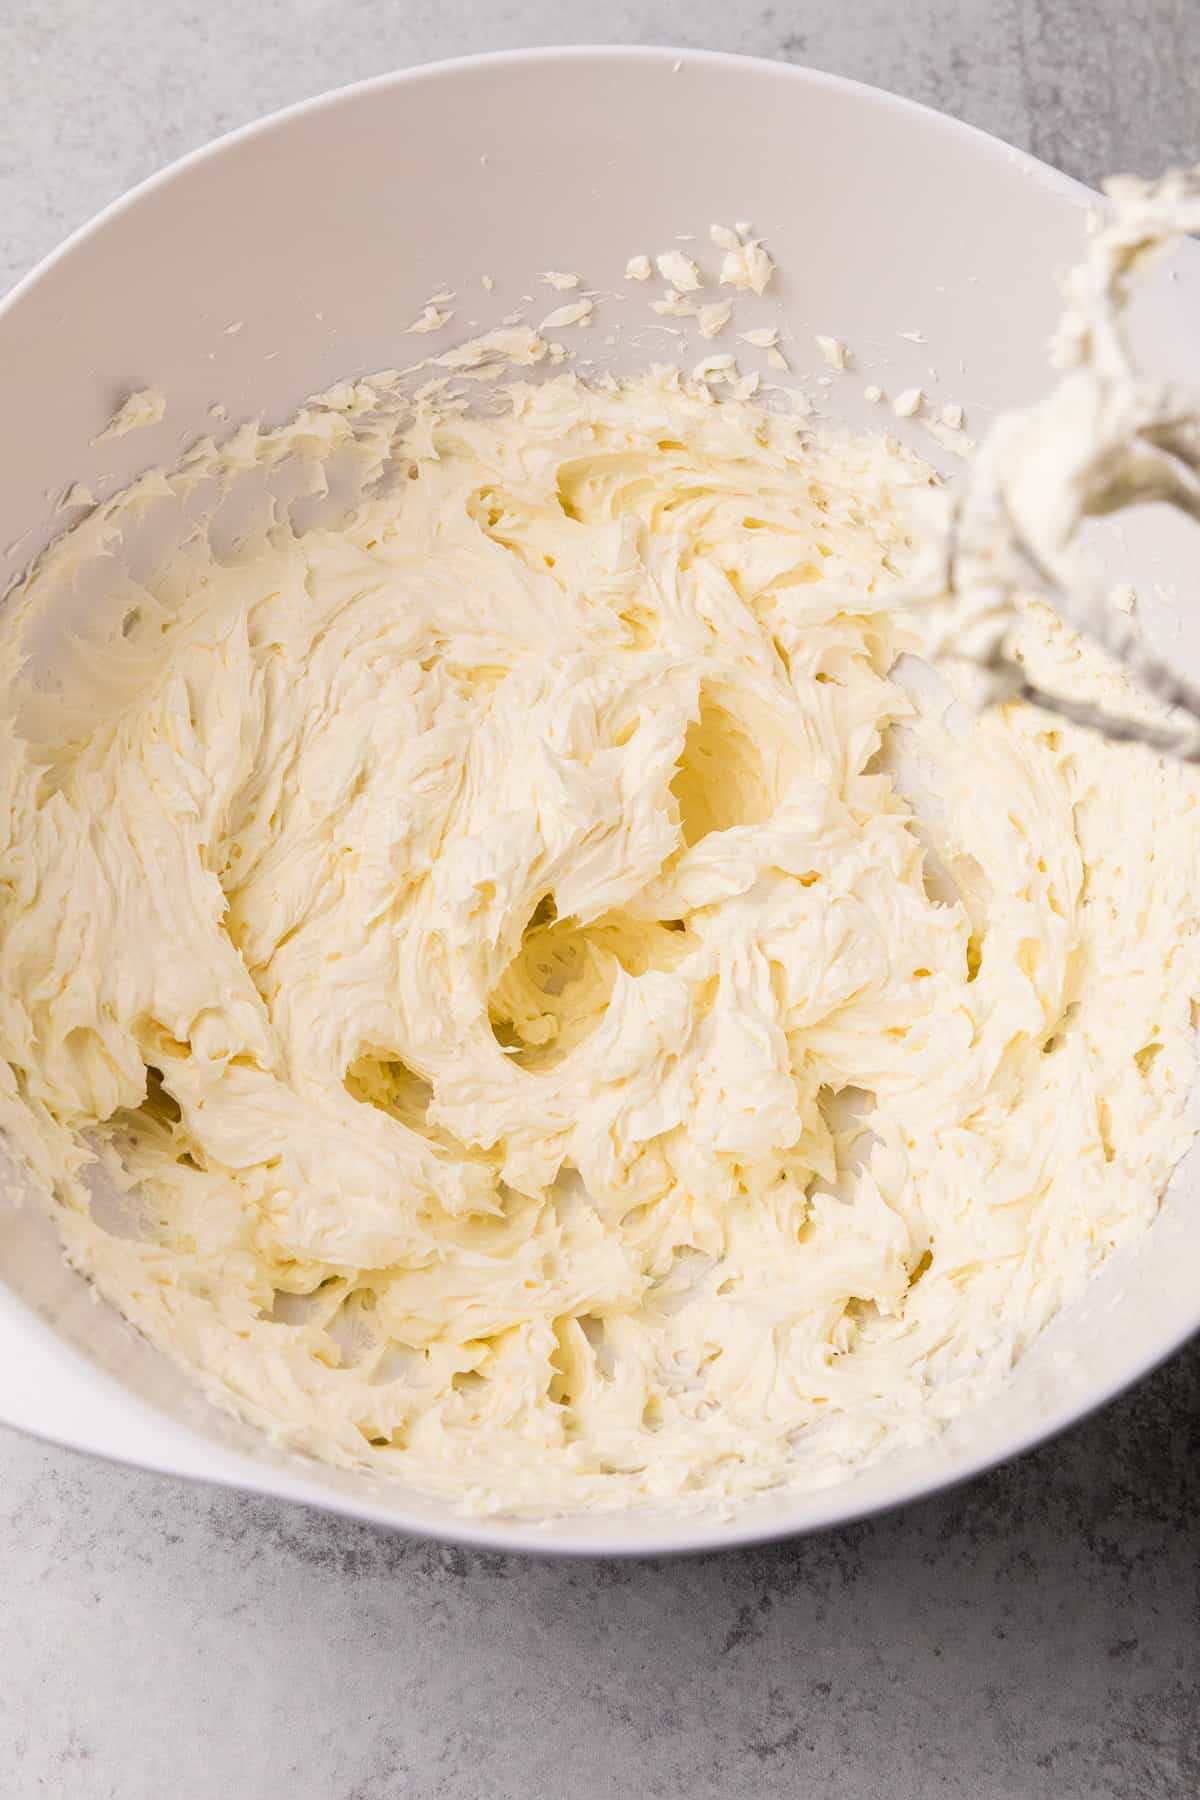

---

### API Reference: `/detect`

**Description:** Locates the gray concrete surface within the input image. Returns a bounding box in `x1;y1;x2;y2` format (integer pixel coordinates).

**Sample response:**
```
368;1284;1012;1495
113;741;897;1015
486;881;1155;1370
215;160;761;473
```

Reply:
1;4;1199;1796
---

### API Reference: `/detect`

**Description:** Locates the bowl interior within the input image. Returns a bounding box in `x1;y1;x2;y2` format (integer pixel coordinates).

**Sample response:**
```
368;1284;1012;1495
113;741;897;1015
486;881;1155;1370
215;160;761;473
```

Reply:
2;48;1199;1553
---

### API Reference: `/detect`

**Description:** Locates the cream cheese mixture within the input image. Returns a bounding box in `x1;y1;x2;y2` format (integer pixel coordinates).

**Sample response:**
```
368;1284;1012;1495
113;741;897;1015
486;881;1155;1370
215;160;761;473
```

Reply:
1;181;1199;1518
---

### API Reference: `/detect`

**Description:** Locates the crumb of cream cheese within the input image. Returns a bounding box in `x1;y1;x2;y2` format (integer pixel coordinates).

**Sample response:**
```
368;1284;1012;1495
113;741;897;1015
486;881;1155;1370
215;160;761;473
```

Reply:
407;305;455;334
712;224;774;295
91;387;166;444
739;326;779;350
537;298;594;331
653;290;698;319
655;250;702;292
814;335;849;371
892;385;924;418
696;301;734;340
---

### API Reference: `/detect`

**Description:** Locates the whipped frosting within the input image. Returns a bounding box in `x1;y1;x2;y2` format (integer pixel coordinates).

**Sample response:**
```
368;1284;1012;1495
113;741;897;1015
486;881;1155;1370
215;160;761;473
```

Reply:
1;180;1198;1520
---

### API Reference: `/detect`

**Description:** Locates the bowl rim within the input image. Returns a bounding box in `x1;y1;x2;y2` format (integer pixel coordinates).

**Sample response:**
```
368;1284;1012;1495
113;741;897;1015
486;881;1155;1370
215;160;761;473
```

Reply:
2;43;1194;1559
0;41;1096;326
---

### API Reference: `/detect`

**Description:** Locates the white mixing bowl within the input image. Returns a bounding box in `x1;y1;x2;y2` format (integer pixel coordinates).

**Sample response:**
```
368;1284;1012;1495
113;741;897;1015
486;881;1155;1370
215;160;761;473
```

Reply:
2;46;1198;1555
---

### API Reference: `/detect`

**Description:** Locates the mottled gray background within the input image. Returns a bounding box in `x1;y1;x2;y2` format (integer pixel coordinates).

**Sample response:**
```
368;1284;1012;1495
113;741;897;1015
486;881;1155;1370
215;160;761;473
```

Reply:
1;4;1198;1797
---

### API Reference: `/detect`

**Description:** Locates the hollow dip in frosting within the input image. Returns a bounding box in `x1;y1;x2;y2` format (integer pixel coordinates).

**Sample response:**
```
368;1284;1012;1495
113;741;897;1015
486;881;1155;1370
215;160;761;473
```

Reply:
2;185;1200;1517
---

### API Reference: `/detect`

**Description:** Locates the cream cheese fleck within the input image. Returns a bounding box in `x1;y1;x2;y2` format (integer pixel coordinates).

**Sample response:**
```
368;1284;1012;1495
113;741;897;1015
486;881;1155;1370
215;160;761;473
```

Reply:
652;290;698;319
696;301;734;339
814;335;848;371
716;228;775;295
655;251;702;292
537;299;594;331
91;387;166;443
407;305;455;334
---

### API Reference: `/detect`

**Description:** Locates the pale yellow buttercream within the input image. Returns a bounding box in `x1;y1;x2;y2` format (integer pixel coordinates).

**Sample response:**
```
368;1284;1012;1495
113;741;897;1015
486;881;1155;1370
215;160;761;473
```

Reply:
0;363;1197;1518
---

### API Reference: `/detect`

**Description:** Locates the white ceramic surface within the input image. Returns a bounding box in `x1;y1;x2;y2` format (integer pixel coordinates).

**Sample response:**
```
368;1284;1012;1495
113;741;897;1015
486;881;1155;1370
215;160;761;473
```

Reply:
1;45;1197;1556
